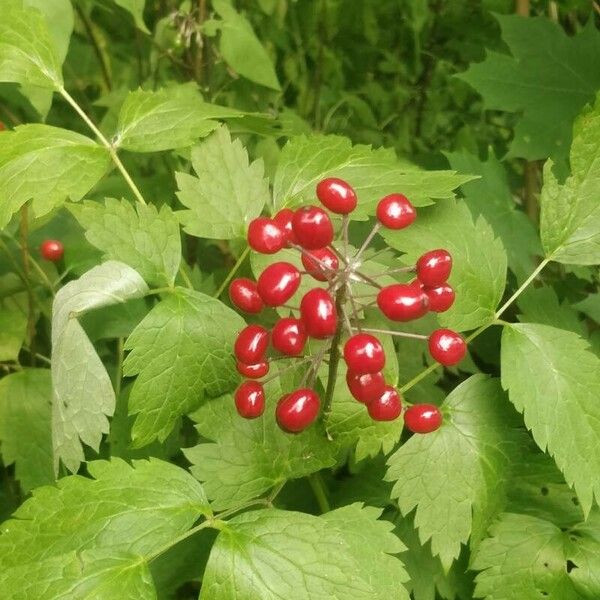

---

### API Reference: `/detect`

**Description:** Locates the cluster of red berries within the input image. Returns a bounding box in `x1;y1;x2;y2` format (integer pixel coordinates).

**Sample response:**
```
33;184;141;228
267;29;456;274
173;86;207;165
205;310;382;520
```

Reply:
230;177;466;435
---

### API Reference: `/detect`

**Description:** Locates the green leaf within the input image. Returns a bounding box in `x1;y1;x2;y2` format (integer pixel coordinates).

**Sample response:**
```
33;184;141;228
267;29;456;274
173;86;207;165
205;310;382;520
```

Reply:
501;323;600;515
115;85;243;152
123;288;244;447
201;504;409;599
52;261;148;473
70;198;181;287
459;16;600;161
211;0;280;90
446;150;541;281
0;124;110;228
273;134;472;218
0;369;53;493
0;3;63;89
176;125;269;239
381;200;507;331
0;306;27;361
540;95;600;265
112;0;149;34
386;375;519;569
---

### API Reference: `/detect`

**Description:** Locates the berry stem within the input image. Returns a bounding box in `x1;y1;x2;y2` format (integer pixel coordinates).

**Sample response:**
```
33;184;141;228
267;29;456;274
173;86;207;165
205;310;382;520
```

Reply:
214;246;250;299
289;243;337;279
345;283;363;332
348;270;383;289
353;222;381;261
341;214;349;258
308;472;331;513
371;266;415;277
261;357;313;385
357;327;427;340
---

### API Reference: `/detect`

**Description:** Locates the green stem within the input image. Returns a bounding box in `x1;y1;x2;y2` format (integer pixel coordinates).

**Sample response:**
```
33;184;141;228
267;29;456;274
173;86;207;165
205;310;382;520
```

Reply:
308;473;331;513
114;338;124;398
214;246;250;299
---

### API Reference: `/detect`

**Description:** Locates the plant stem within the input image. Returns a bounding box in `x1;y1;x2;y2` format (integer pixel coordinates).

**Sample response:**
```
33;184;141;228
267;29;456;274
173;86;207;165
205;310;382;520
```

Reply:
308;472;331;513
178;264;194;289
19;206;36;364
214;245;250;298
75;3;112;92
358;327;427;340
114;338;124;398
353;222;381;261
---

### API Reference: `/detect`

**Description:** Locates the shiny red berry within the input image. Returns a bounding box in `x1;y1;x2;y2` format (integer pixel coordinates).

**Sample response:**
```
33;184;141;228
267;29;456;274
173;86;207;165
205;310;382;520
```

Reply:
234;325;270;364
300;288;337;339
272;317;307;356
292;206;334;250
236;360;269;379
416;249;452;287
301;247;338;282
367;386;402;421
428;328;466;366
40;239;64;262
377;284;429;322
256;262;301;307
346;371;386;404
234;381;265;419
316;177;357;214
426;284;455;313
276;388;320;433
376;194;416;229
229;278;263;314
404;404;442;433
343;333;385;374
247;217;285;254
273;208;297;245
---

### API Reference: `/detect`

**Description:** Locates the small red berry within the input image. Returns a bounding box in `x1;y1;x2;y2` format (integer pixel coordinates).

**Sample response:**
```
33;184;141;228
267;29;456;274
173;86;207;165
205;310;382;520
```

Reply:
404;404;442;433
236;360;269;379
234;325;270;364
276;388;320;433
367;386;402;421
316;177;357;214
376;194;416;229
426;284;455;313
416;249;452;287
234;381;265;419
428;328;466;366
272;317;307;356
247;217;285;254
40;239;64;262
377;284;429;321
346;371;386;404
300;288;337;339
292;206;334;250
343;333;385;374
273;208;297;245
301;247;338;282
256;262;301;307
229;278;263;314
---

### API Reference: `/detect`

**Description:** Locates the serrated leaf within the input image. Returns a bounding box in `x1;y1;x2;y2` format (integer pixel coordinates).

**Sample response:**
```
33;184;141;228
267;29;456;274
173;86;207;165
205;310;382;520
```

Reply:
0;369;53;493
70;198;181;287
381;200;507;331
459;16;600;161
273;134;472;218
541;95;600;265
123;288;244;447
112;0;149;33
202;504;409;599
0;124;110;228
386;375;519;569
176;125;269;239
501;323;600;515
52;261;148;473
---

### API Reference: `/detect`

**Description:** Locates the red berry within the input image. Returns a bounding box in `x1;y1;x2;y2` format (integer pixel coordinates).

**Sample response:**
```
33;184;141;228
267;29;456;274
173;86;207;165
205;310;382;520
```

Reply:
273;208;297;245
276;388;320;433
343;333;385;374
316;177;357;214
247;217;285;254
367;386;402;421
377;284;429;322
256;262;301;307
300;288;337;339
416;249;452;287
40;239;64;262
234;325;270;364
229;278;263;314
346;371;386;404
292;206;334;250
428;328;466;366
376;194;416;229
272;317;307;356
404;404;442;433
234;381;265;419
236;360;269;379
301;247;338;282
426;284;455;313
